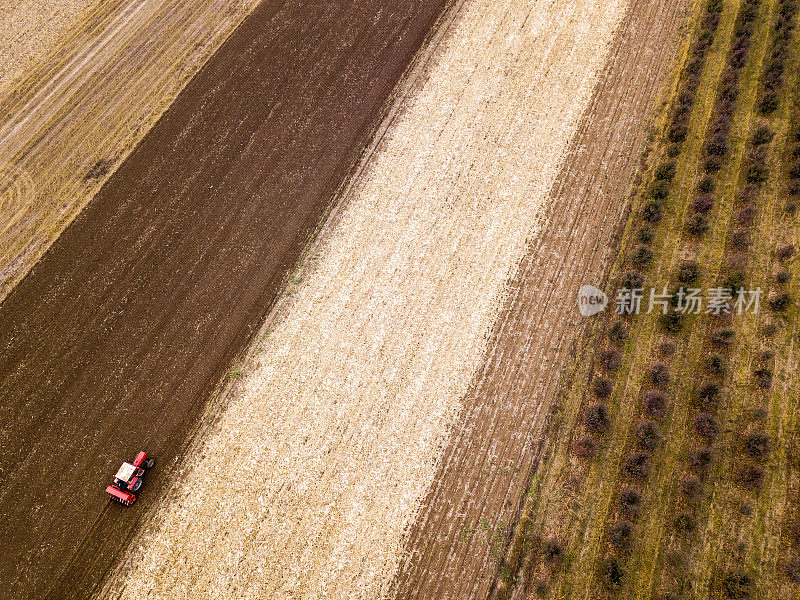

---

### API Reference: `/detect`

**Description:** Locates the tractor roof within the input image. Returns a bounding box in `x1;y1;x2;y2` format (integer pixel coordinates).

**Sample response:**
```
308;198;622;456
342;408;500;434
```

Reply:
115;462;137;482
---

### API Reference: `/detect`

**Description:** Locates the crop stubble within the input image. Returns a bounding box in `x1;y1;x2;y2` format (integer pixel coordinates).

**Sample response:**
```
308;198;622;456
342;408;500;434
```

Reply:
0;0;93;92
103;0;628;598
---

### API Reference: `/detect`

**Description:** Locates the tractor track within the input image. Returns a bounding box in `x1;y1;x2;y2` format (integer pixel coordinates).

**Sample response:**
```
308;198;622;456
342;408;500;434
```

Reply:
0;1;454;598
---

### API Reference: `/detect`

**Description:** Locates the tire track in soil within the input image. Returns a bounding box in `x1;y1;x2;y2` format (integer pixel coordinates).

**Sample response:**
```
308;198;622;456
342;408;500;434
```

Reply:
391;0;690;597
0;1;453;598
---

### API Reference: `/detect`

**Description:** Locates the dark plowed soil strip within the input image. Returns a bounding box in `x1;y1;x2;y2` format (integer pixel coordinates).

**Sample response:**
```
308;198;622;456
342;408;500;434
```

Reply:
0;1;453;598
391;0;690;597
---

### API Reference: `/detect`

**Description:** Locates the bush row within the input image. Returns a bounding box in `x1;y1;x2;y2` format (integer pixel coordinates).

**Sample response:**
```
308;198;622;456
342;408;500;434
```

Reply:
687;0;763;239
758;0;798;114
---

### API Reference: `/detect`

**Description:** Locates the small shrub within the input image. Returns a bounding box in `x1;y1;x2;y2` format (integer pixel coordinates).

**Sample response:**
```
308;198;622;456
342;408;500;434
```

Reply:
669;121;688;144
737;204;757;226
681;476;702;501
543;539;564;564
739;465;764;489
777;270;791;284
751;124;774;145
730;230;750;250
619;488;642;519
722;572;753;598
659;340;677;356
674;513;697;534
621;271;645;290
649;363;671;388
745;163;768;184
631;245;655;268
705;154;723;173
677;260;701;285
762;321;779;337
760;92;779;114
744;431;770;459
687;214;710;235
754;367;773;389
599;349;622;372
602;558;625;590
593;377;613;398
655;161;677;181
575;436;599;459
694;413;719;440
787;179;800;196
777;244;796;260
624;452;651;480
769;292;791;312
660;312;686;333
698;382;721;410
609;521;633;550
645;390;668;417
608;321;628;345
650;180;670;200
693;193;715;213
706;133;729;156
711;328;735;348
698;175;716;193
786;558;800;583
690;447;714;472
637;225;654;244
643;200;664;223
585;403;611;434
706;354;726;377
636;420;663;451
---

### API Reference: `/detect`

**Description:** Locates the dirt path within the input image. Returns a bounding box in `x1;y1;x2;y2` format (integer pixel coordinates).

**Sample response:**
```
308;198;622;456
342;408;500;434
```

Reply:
391;0;690;597
0;0;264;302
0;2;453;598
100;0;627;598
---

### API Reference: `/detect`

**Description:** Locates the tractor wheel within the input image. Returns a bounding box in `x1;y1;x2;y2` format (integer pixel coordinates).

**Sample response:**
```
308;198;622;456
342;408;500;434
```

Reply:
132;479;142;492
143;457;155;469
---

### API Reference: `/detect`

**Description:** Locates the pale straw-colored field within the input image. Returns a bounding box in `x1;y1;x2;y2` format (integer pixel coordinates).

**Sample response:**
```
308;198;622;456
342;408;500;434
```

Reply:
106;0;626;597
0;0;92;92
0;0;260;301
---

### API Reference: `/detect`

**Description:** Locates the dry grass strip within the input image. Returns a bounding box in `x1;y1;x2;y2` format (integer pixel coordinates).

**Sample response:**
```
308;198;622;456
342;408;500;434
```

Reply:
104;0;627;598
0;0;261;301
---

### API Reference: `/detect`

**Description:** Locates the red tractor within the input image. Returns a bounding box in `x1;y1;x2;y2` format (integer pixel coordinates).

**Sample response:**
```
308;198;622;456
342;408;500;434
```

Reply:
105;451;155;506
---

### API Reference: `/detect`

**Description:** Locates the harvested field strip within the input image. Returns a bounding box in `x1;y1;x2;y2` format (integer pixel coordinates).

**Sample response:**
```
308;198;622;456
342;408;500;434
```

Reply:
0;1;459;598
0;0;95;91
0;0;262;301
103;0;628;598
510;0;800;596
